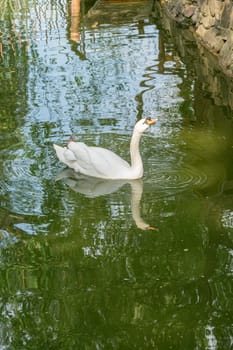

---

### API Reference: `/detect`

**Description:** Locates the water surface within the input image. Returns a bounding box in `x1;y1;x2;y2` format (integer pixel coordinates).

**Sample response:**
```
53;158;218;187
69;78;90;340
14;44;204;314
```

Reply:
0;0;233;349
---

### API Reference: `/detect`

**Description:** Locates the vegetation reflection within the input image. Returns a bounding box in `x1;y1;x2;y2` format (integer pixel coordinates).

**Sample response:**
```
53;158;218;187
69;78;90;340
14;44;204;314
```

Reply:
0;0;233;349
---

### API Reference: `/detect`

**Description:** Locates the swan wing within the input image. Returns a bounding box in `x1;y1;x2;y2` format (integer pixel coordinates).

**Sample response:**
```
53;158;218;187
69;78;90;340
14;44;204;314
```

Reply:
68;141;130;178
67;142;92;169
53;143;88;169
54;144;75;164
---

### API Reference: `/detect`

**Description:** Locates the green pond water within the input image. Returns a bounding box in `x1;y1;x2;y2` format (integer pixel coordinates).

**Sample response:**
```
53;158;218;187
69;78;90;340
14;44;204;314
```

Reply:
0;0;233;349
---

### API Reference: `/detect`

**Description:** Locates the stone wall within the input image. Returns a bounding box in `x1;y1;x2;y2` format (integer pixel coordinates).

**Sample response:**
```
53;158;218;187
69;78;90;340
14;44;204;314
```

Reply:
158;0;233;77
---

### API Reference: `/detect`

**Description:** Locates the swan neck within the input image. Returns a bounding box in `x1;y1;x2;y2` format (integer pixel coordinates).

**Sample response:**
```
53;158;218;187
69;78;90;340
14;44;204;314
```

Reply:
130;129;143;175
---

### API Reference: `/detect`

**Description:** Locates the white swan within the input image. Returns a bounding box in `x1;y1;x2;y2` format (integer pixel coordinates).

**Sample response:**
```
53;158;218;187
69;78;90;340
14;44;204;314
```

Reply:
53;117;157;180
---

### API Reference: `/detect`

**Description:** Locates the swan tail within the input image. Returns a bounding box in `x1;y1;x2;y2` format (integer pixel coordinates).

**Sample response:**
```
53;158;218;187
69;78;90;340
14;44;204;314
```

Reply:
53;144;77;167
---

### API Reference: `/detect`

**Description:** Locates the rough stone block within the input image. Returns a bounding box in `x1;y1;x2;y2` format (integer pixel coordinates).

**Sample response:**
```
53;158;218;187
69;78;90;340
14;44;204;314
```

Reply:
219;30;233;69
196;23;208;38
199;2;209;17
219;0;232;28
214;0;225;21
230;10;233;30
203;27;225;52
183;5;196;18
208;0;217;17
201;12;216;28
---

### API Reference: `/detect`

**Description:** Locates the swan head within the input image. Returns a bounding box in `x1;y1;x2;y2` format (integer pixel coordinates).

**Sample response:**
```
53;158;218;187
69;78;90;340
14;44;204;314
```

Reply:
134;117;157;134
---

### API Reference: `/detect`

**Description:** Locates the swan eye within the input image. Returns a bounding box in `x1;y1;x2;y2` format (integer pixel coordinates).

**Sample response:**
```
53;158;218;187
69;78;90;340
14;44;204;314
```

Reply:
144;117;152;124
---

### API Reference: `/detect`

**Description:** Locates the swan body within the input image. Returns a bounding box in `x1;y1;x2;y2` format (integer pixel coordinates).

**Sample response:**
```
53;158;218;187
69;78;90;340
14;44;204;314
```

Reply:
53;117;157;180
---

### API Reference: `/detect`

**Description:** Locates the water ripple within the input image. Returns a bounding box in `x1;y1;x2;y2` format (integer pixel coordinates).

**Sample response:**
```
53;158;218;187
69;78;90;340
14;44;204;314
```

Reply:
147;165;208;196
1;154;45;216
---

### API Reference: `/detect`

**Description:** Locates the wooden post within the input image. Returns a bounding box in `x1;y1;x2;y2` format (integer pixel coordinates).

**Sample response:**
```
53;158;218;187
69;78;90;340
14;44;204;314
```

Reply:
70;0;81;42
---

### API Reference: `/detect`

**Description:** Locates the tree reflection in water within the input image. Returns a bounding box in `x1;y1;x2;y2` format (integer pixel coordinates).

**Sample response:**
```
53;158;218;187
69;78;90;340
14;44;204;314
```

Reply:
0;0;233;349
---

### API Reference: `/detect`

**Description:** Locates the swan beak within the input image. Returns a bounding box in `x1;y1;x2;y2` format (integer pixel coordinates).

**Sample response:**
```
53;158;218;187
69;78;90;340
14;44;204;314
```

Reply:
146;226;158;231
146;118;158;125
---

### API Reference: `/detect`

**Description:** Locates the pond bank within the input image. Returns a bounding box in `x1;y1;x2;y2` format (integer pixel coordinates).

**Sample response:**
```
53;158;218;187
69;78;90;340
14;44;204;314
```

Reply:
156;0;233;78
153;0;233;110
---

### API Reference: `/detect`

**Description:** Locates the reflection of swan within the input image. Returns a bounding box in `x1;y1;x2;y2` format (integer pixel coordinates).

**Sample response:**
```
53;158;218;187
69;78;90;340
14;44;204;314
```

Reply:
56;169;156;231
130;179;156;231
54;117;157;180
